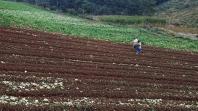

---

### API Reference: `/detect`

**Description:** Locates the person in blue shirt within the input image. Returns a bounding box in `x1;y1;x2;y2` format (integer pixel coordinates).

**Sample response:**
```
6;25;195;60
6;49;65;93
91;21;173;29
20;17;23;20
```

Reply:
132;38;142;55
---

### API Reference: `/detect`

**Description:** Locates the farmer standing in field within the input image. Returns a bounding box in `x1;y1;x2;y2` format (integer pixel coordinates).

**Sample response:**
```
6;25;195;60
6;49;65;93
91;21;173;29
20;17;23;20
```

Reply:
132;38;142;55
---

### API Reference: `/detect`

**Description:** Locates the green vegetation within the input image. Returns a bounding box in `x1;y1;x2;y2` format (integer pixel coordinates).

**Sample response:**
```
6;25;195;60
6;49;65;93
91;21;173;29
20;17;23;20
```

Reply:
0;0;198;52
94;15;166;26
8;0;163;15
156;0;198;27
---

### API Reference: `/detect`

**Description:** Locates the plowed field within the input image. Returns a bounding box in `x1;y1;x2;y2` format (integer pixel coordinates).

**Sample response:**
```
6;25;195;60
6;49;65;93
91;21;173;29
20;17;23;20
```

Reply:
0;28;198;111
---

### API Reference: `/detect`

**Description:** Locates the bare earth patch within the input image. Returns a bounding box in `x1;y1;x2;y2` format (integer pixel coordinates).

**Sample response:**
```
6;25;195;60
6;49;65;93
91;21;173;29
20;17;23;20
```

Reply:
0;28;198;111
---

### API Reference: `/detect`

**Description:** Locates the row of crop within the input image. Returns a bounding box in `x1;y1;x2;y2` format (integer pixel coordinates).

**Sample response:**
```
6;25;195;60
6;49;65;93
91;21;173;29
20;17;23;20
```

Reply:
96;16;167;26
3;83;197;102
0;47;197;78
0;99;197;111
0;94;197;111
1;70;198;92
2;70;198;93
0;51;197;77
2;55;197;81
0;63;198;88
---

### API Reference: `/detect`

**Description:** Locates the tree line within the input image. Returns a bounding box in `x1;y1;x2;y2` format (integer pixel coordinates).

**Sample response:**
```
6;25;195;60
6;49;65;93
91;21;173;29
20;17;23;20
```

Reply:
10;0;169;15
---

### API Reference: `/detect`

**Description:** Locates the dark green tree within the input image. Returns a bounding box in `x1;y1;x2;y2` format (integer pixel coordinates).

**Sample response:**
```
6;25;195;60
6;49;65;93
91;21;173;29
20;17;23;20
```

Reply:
10;0;168;15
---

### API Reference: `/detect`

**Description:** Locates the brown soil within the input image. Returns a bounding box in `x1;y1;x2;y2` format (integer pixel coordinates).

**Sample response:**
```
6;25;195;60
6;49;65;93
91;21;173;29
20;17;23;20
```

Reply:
0;27;198;111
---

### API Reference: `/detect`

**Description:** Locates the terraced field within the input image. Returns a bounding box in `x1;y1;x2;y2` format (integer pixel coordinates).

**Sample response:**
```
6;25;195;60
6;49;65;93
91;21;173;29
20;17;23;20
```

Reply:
0;28;198;111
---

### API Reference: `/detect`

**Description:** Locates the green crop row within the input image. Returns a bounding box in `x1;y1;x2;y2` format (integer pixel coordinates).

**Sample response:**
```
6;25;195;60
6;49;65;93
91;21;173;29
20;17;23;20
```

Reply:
95;15;167;26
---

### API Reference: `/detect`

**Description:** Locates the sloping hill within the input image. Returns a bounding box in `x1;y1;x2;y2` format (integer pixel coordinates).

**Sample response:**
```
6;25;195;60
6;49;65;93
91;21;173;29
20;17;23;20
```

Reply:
0;0;198;52
0;27;198;110
156;0;198;27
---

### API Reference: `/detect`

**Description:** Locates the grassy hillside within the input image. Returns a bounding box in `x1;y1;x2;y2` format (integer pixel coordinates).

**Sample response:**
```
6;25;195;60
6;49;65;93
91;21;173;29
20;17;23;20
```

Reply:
0;0;198;52
92;15;166;26
156;0;198;28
